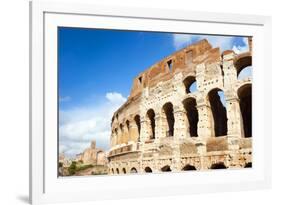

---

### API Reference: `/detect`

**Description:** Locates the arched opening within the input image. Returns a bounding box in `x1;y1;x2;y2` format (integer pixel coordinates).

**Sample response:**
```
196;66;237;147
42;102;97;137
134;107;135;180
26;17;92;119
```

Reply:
161;165;172;172
182;164;196;171
235;54;252;77
122;168;127;174
162;102;175;137
238;66;252;80
144;167;153;173
114;128;118;145
134;115;141;142
130;167;138;174
116;168;120;174
183;76;197;93
126;120;130;142
245;162;252;168
146;109;156;140
120;124;124;144
183;97;198;137
208;89;227;137
111;168;114;174
238;84;252;138
210;162;227;169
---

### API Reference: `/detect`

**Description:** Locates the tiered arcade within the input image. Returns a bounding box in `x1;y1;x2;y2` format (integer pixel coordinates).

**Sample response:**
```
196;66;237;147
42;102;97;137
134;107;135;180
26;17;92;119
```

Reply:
108;39;252;174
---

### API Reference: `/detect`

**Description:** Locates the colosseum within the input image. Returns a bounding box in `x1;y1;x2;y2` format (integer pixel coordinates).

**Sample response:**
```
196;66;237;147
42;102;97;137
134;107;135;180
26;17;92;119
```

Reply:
108;38;252;175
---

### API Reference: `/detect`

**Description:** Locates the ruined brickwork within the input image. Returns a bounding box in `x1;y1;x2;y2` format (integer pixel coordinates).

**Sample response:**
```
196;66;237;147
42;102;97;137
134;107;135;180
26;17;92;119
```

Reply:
108;39;252;174
75;140;107;166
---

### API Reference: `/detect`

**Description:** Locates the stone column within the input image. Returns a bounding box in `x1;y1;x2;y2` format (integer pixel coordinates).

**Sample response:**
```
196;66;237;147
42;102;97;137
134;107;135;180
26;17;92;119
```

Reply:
140;116;149;143
225;95;243;150
117;128;122;145
155;112;165;141
123;124;129;144
130;122;139;143
173;104;188;140
197;100;213;140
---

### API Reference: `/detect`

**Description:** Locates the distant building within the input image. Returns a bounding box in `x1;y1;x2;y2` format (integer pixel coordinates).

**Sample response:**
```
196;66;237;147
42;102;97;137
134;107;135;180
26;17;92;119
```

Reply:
76;140;107;165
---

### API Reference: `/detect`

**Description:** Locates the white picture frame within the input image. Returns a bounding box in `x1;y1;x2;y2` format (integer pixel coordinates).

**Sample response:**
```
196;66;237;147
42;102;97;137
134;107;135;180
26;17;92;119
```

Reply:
30;1;272;204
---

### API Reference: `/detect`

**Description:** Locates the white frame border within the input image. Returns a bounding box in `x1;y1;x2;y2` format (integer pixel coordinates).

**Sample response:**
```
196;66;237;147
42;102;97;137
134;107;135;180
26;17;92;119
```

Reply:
30;1;272;204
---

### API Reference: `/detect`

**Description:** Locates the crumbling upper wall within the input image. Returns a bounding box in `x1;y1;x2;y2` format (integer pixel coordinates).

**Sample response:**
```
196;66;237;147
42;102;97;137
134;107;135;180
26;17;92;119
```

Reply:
129;39;214;99
111;39;220;126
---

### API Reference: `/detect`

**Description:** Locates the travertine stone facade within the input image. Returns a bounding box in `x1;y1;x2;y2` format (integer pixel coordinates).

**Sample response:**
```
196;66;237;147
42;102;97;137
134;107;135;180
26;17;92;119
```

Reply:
108;39;252;174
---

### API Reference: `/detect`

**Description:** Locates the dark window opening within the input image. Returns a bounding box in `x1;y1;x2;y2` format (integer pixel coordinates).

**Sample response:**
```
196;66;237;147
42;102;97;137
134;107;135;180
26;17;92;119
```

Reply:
183;76;197;93
130;167;138;173
245;162;252;168
183;98;198;137
167;59;173;72
138;76;142;84
161;165;172;172
122;168;126;174
210;162;227;169
134;115;141;142
147;109;156;139
182;164;196;171
162;103;175;137
144;167;153;173
238;84;252;138
208;89;227;137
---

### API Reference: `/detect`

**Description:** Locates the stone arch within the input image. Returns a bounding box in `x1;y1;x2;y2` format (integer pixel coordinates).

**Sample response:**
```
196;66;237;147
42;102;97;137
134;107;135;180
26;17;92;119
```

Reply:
183;76;197;93
245;162;252;168
134;115;141;142
126;120;130;141
114;128;118;145
120;124;124;144
208;88;227;137
161;165;172;172
182;164;196;171
116;168;120;174
146;109;156;140
122;168;127;174
162;102;175;137
183;97;198;137
130;167;138;173
144;167;153;173
235;53;252;77
238;84;252;138
210;162;227;169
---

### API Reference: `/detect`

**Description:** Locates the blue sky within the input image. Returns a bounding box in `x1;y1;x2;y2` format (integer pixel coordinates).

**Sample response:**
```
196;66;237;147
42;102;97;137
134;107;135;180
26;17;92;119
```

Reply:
58;27;250;157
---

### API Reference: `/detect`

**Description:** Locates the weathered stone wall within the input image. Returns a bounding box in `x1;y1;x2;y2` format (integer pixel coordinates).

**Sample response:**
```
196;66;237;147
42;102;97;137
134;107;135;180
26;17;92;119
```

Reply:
108;38;252;174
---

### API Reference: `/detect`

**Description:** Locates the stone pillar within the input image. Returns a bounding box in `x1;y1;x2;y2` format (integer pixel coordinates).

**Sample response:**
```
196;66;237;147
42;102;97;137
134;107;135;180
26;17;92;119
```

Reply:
197;100;213;140
130;122;139;143
225;96;244;150
222;52;237;90
222;55;243;150
117;128;122;145
173;104;188;140
123;124;129;144
140;116;149;143
155;112;165;141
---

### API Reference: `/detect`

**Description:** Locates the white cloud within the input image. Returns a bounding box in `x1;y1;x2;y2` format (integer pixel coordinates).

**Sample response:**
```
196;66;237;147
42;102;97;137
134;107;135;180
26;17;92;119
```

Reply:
59;92;126;157
106;92;127;105
232;38;249;54
172;34;248;53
